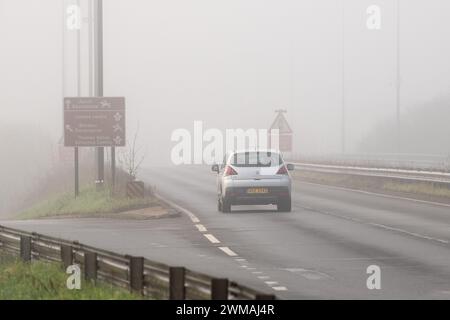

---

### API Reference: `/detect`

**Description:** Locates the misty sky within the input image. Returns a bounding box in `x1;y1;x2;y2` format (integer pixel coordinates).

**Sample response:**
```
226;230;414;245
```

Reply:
1;0;450;164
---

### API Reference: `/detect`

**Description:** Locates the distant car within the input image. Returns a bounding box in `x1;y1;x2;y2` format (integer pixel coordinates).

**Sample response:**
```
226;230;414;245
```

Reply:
212;150;294;213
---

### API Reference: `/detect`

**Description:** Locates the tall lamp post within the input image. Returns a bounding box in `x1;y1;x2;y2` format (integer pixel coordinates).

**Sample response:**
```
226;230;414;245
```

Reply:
341;0;346;154
94;0;105;188
396;0;402;153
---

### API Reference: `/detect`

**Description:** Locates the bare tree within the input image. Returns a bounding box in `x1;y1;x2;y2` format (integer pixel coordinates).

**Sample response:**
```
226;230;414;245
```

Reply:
119;123;146;181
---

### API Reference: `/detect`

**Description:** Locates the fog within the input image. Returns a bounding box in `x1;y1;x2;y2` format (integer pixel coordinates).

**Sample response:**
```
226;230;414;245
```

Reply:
1;0;450;214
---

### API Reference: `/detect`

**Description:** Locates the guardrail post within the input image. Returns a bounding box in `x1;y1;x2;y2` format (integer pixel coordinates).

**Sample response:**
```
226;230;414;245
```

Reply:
169;267;185;300
129;256;144;295
255;294;276;300
20;236;32;262
211;278;229;300
61;245;73;269
84;252;97;282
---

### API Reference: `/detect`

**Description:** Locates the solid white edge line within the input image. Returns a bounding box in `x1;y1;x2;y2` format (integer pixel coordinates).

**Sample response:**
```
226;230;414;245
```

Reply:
204;234;221;244
154;193;201;223
301;181;450;208
218;247;238;257
299;182;450;245
369;222;449;244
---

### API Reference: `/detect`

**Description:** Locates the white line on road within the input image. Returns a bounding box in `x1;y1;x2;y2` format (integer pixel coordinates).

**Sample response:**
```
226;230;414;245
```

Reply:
195;224;207;232
272;286;288;291
297;187;450;246
155;193;285;293
204;234;221;244
369;222;449;244
219;247;238;257
154;193;200;223
302;181;450;209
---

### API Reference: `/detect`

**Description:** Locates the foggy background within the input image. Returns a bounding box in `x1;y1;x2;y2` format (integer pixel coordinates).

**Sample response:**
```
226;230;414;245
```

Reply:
1;0;450;215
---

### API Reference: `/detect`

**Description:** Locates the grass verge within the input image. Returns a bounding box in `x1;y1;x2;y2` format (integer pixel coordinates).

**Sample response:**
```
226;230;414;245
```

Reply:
17;185;158;220
383;181;450;198
0;254;141;300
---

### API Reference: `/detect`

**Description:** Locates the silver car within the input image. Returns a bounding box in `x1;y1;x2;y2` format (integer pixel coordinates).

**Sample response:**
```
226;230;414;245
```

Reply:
212;150;294;213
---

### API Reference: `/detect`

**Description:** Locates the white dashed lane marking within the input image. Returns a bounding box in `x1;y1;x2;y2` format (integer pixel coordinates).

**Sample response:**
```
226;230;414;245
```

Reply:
273;286;288;291
195;224;207;232
219;247;238;257
156;194;289;293
204;234;221;244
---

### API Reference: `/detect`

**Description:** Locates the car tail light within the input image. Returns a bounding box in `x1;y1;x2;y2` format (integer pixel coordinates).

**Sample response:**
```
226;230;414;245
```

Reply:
224;166;238;176
277;165;288;175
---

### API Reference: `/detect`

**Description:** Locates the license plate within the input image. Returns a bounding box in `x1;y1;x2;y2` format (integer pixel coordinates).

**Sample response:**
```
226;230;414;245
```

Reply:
246;188;269;194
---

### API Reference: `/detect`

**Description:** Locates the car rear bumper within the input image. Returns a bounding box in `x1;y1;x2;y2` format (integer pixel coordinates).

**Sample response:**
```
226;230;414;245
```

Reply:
224;186;291;205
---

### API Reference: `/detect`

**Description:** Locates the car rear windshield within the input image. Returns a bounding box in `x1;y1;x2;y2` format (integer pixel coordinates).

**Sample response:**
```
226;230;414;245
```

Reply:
230;152;282;167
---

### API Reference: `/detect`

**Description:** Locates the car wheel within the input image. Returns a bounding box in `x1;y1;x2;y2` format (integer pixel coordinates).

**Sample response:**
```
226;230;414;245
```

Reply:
222;197;232;213
277;197;291;212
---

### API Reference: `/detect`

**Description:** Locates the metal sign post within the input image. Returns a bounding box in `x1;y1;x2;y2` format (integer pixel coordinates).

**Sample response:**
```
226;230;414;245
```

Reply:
75;147;79;197
93;0;105;188
64;0;124;196
64;97;126;193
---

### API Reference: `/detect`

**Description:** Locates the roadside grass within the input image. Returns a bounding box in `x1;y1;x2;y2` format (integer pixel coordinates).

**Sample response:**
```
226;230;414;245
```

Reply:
0;254;141;300
383;181;450;198
18;185;158;220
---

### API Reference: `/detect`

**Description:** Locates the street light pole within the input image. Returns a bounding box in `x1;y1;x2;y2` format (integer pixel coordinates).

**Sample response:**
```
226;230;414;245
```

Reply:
94;0;105;188
396;0;401;153
341;0;346;154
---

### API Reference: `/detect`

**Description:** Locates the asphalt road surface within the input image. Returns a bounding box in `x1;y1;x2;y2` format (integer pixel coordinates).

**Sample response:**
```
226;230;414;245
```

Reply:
3;165;450;299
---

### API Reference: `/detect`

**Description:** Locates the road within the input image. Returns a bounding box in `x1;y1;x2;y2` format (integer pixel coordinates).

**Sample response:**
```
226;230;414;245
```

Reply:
3;165;450;299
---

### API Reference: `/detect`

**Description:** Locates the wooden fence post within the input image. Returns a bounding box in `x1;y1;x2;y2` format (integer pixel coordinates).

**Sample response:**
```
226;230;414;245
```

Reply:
60;245;73;269
169;267;185;300
211;278;229;300
84;252;97;281
129;256;144;295
20;236;32;262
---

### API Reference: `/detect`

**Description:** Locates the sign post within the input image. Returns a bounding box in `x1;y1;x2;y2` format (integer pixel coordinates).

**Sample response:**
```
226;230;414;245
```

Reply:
64;97;126;196
94;0;105;188
74;147;79;197
64;97;126;147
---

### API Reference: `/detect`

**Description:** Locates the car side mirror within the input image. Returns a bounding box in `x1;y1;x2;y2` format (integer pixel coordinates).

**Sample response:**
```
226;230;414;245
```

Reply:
286;163;295;171
211;164;220;173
